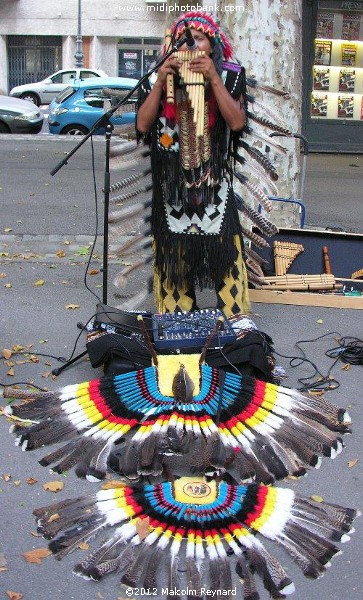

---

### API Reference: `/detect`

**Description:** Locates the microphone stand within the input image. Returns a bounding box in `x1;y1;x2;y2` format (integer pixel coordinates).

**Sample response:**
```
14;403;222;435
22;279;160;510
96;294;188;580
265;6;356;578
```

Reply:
51;36;186;376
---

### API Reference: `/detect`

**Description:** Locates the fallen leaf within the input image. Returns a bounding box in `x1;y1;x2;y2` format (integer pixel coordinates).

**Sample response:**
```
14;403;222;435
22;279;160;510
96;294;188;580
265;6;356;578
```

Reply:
347;459;358;468
33;280;45;286
56;250;66;258
38;339;48;344
7;367;15;376
4;283;12;288
0;252;9;257
23;547;51;564
13;344;24;352
6;592;23;600
42;481;64;493
75;246;90;256
78;542;90;550
101;480;126;490
2;473;11;482
342;363;351;371
14;480;21;486
136;517;150;541
2;349;12;359
88;269;100;276
4;228;12;233
26;477;38;485
310;495;324;503
316;319;323;324
47;513;60;523
30;531;42;537
0;272;6;278
65;304;80;310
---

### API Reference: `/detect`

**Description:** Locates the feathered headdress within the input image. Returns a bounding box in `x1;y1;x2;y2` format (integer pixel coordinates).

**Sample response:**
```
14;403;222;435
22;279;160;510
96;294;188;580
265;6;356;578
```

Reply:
171;11;233;60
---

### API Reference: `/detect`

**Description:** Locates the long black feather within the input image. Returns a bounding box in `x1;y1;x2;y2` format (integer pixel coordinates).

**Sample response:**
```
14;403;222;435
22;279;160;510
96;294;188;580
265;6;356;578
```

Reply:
118;441;141;480
186;556;202;599
108;168;152;193
234;193;278;236
247;111;292;135
239;140;279;181
120;544;145;587
142;546;164;591
236;553;260;600
168;557;181;600
245;546;293;598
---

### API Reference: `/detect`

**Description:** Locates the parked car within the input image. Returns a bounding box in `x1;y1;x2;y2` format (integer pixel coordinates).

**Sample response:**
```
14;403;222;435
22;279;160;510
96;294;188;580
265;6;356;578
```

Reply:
9;68;108;106
0;95;43;134
48;77;138;136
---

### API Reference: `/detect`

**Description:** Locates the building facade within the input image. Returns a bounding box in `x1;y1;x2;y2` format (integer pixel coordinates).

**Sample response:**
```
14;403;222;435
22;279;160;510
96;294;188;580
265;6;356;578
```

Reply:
0;0;166;92
2;0;361;153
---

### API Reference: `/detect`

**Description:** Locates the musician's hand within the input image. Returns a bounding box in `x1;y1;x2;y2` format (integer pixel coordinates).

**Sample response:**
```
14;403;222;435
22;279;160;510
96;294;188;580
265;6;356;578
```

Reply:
189;55;219;82
156;57;182;85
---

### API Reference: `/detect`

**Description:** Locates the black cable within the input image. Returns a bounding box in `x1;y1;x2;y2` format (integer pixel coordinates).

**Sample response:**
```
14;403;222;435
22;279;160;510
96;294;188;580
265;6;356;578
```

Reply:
60;311;100;362
325;336;363;366
273;331;345;392
0;350;67;362
82;135;102;304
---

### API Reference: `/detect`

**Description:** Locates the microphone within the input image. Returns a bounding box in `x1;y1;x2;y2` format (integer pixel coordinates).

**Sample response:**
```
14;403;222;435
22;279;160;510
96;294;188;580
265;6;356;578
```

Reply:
183;21;198;50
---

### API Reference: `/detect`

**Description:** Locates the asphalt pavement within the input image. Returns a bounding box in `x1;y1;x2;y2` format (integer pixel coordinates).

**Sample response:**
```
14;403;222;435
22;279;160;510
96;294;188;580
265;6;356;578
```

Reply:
0;135;362;600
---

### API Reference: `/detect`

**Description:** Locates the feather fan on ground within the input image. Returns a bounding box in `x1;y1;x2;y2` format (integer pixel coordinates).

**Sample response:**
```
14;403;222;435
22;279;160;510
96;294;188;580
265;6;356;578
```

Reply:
30;476;358;597
5;358;351;483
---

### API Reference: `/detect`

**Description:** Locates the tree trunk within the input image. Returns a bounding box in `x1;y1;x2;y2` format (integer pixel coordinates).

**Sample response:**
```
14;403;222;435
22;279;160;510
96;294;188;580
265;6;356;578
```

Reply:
223;0;304;222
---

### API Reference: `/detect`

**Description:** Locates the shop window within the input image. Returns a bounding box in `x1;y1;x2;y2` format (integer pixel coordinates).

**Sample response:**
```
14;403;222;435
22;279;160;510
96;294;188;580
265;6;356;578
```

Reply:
118;38;162;79
311;2;363;122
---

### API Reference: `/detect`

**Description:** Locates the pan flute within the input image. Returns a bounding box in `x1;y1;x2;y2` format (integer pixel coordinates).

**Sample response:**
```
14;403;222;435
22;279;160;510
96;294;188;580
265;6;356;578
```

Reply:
273;241;304;276
260;274;343;291
169;50;206;138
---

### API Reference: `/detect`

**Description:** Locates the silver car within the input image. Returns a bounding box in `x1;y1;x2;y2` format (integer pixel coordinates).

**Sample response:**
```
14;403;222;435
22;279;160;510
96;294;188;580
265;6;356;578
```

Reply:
0;95;44;134
9;68;108;106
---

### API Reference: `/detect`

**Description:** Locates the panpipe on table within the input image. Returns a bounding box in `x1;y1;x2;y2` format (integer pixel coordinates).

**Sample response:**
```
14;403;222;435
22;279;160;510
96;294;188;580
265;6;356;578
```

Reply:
174;50;206;137
260;274;343;291
273;241;304;276
352;268;363;280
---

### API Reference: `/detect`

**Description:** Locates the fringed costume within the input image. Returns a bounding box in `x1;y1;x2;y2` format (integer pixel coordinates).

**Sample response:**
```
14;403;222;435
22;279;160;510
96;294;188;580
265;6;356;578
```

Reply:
137;14;250;316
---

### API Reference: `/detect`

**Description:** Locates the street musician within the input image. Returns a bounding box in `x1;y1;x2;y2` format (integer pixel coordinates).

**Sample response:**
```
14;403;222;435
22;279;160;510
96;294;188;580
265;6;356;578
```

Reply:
137;11;249;316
